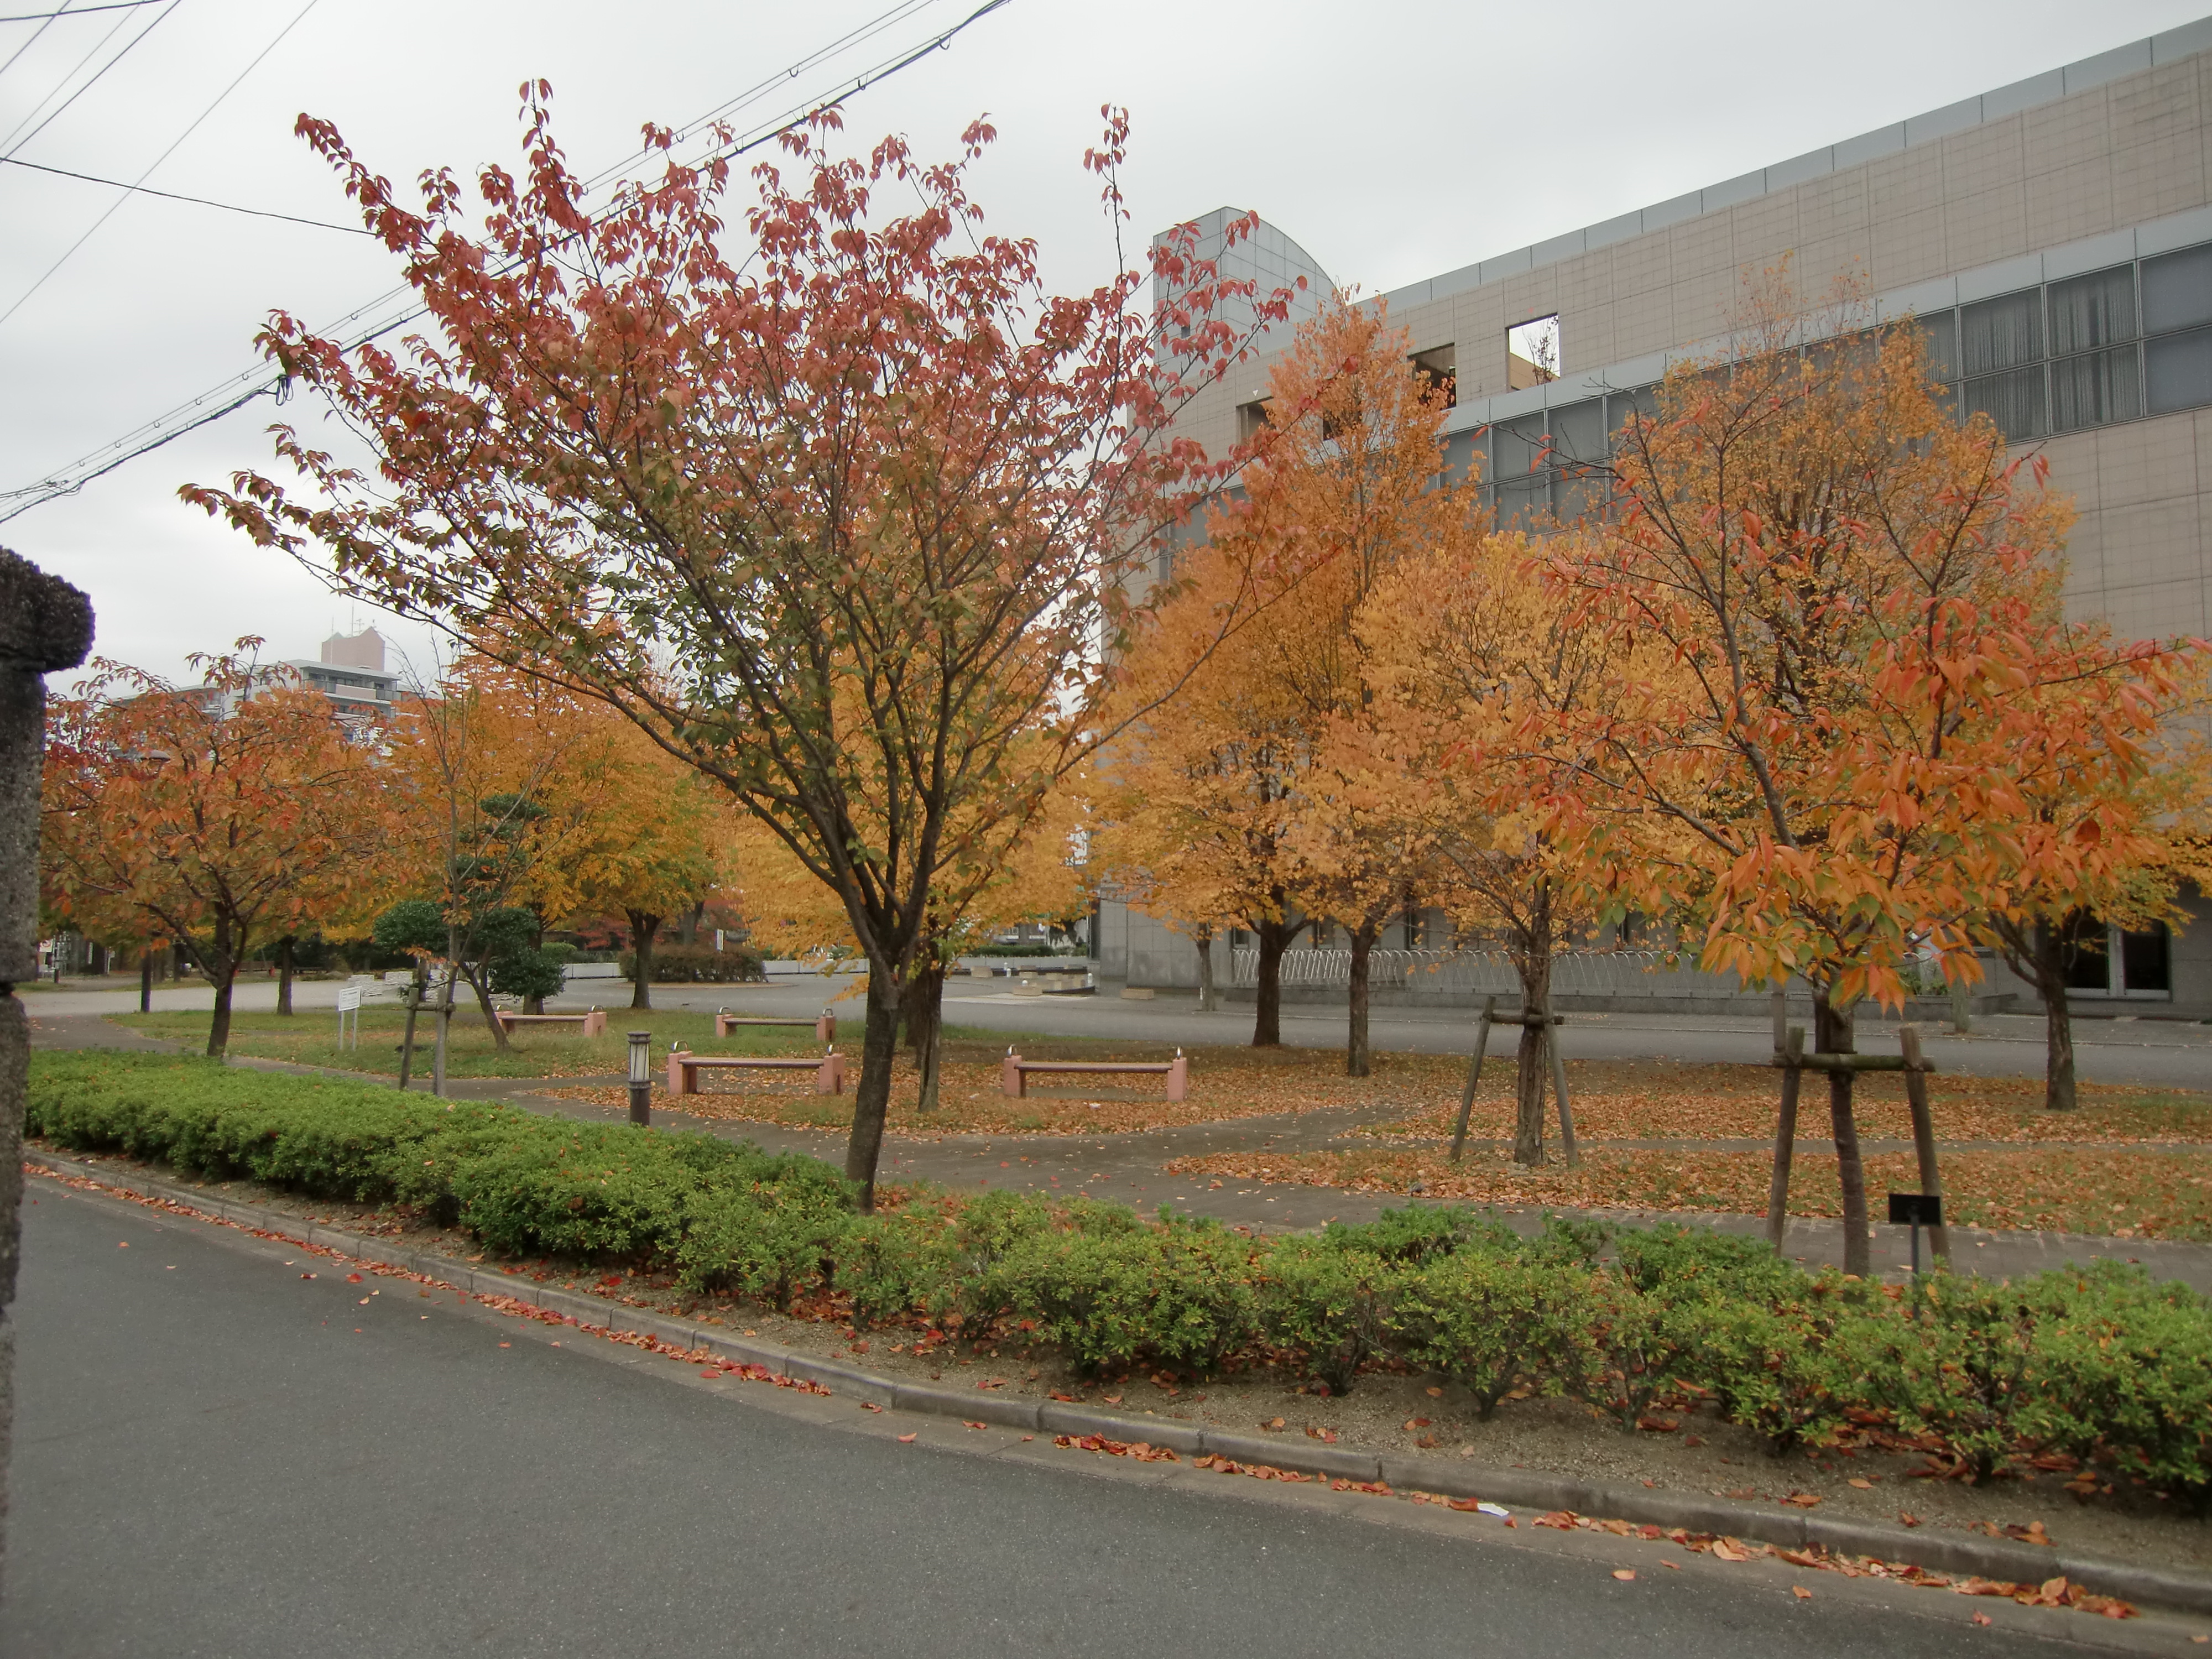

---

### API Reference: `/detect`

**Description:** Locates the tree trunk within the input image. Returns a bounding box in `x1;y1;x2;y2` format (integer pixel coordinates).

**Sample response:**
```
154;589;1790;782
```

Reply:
906;958;946;1114
1193;924;1217;1014
169;941;184;982
1814;987;1870;1277
275;935;296;1016
138;948;153;1014
1250;915;1301;1047
396;966;425;1092
845;968;904;1211
1345;919;1379;1078
1510;887;1556;1167
2032;922;2078;1113
524;914;546;1015
465;964;512;1051
205;917;238;1058
431;927;460;1097
627;909;662;1011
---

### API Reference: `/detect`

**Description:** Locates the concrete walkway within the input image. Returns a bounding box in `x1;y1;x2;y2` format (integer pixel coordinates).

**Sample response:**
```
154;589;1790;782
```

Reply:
30;1009;2212;1296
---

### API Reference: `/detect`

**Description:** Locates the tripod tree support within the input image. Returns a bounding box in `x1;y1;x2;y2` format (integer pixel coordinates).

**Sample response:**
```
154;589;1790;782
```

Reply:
1449;995;1496;1164
1765;1025;1804;1251
1897;1024;1951;1264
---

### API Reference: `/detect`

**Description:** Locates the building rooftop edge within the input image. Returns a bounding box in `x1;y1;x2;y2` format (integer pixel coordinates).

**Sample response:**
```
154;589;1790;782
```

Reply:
1369;15;2212;316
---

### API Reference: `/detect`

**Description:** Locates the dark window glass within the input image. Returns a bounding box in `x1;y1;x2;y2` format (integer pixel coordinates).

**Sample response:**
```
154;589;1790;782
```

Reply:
2142;243;2212;335
1443;428;1484;486
2051;346;2142;432
1607;385;1655;437
1496;477;1547;529
1963;290;2043;374
1550;399;1605;468
2120;924;2171;993
1963;366;2047;440
2047;265;2137;355
1911;310;1957;382
2058;912;2112;992
2146;326;2212;415
1494;413;1549;478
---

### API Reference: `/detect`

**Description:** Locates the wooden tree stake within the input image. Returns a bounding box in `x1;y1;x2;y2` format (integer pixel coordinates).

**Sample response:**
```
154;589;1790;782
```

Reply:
1548;1018;1578;1167
1449;994;1495;1163
1897;1024;1951;1264
1765;1025;1803;1251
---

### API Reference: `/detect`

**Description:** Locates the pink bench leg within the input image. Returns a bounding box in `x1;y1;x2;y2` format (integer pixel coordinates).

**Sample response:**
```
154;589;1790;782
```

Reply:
583;1010;606;1037
666;1051;689;1097
1166;1055;1188;1102
1001;1052;1024;1098
815;1052;844;1094
816;1011;836;1043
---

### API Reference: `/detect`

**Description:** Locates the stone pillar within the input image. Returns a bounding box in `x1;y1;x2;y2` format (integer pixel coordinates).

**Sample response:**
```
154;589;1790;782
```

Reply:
0;546;93;1580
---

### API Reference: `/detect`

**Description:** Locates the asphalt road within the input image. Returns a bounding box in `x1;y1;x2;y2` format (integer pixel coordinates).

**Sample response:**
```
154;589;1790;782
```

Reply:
5;1178;2185;1657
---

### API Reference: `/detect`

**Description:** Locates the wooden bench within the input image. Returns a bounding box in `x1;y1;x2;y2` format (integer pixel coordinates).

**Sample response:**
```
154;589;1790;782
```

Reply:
666;1047;846;1098
494;1008;607;1037
716;1007;836;1042
1000;1048;1187;1102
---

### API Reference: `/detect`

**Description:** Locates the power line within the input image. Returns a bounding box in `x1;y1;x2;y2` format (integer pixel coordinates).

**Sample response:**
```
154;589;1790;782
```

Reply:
0;0;173;157
0;0;74;86
0;153;373;232
0;0;1015;525
1;2;161;21
0;0;323;331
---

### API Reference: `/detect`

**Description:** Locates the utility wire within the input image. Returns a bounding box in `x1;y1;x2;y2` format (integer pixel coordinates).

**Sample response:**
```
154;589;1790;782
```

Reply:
0;0;72;86
0;0;171;156
0;0;1015;523
1;2;161;21
0;153;372;232
0;0;321;331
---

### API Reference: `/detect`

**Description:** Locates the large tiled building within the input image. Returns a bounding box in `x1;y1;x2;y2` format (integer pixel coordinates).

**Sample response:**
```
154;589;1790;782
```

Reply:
1100;18;2212;1020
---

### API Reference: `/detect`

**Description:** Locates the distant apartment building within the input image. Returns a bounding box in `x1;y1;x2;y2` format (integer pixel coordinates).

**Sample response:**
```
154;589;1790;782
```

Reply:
1103;18;2212;1018
284;627;398;718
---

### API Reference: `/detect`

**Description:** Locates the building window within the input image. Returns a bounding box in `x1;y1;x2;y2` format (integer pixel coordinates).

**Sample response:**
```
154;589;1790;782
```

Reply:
2148;326;2212;415
2058;911;2172;998
1411;343;1457;408
1236;399;1271;444
1506;315;1559;390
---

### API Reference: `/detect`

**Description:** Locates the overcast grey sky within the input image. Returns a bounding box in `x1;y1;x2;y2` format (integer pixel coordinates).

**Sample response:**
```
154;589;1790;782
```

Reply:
3;0;2205;686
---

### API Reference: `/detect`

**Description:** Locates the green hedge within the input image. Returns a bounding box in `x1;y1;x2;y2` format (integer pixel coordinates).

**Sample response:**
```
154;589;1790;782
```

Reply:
620;944;766;983
28;1052;2212;1503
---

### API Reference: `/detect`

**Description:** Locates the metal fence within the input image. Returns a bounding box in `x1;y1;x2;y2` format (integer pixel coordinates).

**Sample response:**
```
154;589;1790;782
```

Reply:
1226;946;1743;998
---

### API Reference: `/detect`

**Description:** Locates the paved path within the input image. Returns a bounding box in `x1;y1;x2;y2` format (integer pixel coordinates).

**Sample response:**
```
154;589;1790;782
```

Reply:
29;1009;2212;1293
7;1178;2180;1657
32;971;2212;1088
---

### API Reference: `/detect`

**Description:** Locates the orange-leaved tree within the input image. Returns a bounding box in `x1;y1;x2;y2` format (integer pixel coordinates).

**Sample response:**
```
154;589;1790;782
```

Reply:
1253;296;1470;1075
40;645;389;1055
1543;274;2201;1270
188;97;1298;1208
1356;531;1658;1161
1979;648;2210;1111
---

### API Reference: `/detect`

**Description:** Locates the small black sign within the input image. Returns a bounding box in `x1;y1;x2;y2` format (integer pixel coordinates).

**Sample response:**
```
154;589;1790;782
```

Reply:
1888;1192;1943;1227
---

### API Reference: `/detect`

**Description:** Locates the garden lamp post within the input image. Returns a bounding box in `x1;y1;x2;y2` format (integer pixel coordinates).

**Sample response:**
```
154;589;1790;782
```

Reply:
627;1030;652;1126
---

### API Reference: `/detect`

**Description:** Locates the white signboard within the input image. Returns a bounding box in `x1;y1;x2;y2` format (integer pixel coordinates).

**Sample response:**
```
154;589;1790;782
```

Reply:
337;985;363;1011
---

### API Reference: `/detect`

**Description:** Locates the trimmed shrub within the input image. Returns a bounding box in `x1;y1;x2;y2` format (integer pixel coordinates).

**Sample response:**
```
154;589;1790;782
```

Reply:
623;944;767;984
1392;1251;1595;1418
1320;1202;1512;1264
1853;1275;2040;1481
987;1210;1259;1376
836;1212;957;1330
1258;1239;1403;1395
676;1185;851;1310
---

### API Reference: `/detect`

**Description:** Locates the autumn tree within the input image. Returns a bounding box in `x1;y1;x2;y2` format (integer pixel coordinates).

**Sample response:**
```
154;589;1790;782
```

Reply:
1543;275;2201;1271
1255;296;1472;1074
190;97;1296;1208
1357;531;1649;1161
41;646;388;1056
1979;653;2210;1112
1095;546;1316;1047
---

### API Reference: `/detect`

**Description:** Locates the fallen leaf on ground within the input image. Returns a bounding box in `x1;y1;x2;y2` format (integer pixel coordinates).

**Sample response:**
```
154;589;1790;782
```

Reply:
897;1433;917;1443
1613;1570;1636;1581
1263;1417;1285;1430
1848;1478;1874;1489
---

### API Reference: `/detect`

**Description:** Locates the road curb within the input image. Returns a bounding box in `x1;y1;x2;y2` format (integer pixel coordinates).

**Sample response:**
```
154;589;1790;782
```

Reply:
28;1148;2212;1618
